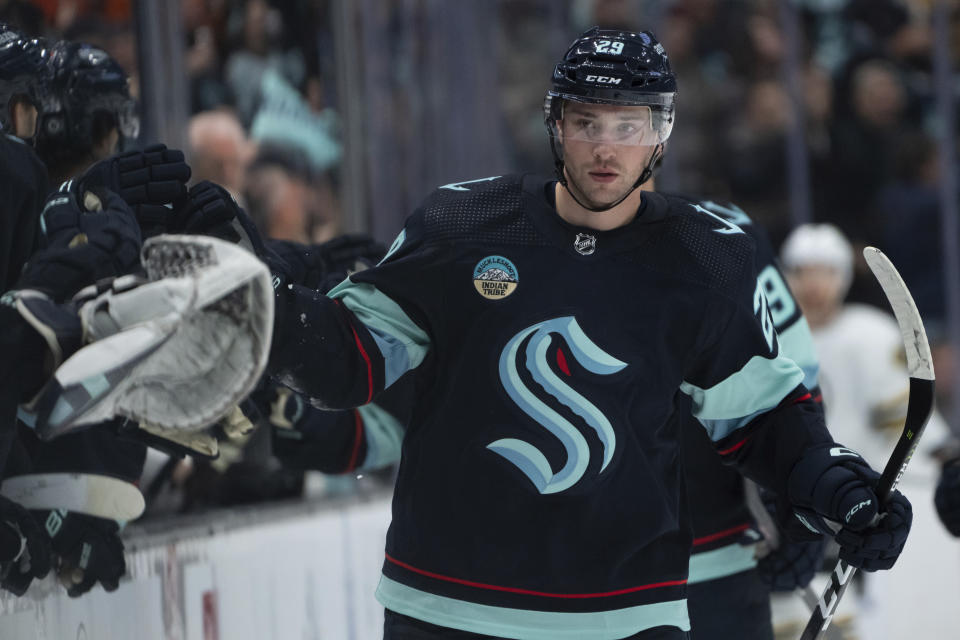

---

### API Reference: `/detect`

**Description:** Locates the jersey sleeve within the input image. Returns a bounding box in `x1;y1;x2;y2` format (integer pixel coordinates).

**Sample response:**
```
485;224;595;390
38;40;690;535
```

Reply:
698;199;820;390
267;210;439;410
271;376;411;473
680;252;807;442
680;245;834;493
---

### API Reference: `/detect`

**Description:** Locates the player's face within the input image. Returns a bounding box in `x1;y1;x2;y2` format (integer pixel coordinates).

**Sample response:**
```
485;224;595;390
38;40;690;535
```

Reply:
558;103;659;208
786;264;847;328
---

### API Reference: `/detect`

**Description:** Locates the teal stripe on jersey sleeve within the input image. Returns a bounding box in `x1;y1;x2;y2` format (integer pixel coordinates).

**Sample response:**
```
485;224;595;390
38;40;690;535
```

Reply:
327;280;431;389
357;402;404;471
680;353;805;441
776;317;820;390
376;576;691;639
687;543;758;584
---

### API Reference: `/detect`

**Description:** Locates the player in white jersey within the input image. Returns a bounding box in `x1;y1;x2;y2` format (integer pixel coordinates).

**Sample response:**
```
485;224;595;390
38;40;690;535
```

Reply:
779;223;960;639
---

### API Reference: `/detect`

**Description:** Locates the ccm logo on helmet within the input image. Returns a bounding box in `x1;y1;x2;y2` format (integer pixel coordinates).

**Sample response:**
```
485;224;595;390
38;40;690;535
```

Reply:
585;75;621;84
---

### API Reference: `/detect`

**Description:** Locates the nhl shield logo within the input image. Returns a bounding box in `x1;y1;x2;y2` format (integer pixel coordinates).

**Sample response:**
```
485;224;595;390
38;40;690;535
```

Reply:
574;233;596;256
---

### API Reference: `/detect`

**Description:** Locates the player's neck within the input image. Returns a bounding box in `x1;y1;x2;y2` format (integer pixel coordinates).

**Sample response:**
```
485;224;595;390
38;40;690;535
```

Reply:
554;182;644;231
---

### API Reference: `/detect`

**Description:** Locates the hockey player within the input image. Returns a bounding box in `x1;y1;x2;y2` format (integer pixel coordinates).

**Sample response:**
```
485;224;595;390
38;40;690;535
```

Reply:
780;223;960;639
34;40;140;186
0;24;47;143
0;181;143;595
665;195;823;640
0;35;190;596
0;24;49;290
252;28;912;639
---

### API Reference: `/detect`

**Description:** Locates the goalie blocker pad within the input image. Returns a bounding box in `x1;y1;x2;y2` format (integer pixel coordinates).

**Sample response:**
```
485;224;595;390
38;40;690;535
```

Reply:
30;235;274;438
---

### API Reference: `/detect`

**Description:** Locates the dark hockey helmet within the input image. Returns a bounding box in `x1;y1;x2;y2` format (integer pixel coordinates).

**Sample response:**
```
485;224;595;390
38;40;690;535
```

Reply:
544;27;677;207
35;40;139;161
0;24;49;132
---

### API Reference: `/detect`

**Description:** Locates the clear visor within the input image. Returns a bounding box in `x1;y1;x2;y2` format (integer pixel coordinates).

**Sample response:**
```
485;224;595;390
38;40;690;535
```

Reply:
545;93;674;146
116;99;140;139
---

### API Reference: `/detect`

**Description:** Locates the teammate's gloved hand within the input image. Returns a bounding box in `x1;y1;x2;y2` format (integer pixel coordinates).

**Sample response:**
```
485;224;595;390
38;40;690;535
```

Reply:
173;180;291;288
38;510;125;597
78;143;191;237
0;496;52;596
18;186;142;302
786;444;912;572
934;457;960;537
266;235;385;292
314;234;386;276
172;180;241;237
755;492;825;591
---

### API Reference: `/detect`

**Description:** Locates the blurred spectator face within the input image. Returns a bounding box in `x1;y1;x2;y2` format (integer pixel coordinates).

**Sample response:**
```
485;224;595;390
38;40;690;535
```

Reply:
591;0;639;31
557;102;661;209
746;81;792;134
243;0;281;56
748;14;784;67
804;65;833;124
852;62;905;129
661;12;694;63
188;110;252;197
787;265;847;328
245;165;310;243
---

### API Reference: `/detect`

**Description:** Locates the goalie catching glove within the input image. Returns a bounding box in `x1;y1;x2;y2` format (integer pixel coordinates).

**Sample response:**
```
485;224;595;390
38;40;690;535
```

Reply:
784;444;912;572
13;235;274;441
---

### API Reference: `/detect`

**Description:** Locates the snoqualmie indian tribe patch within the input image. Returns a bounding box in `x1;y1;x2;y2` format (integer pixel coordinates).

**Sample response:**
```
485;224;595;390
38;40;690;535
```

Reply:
473;256;519;300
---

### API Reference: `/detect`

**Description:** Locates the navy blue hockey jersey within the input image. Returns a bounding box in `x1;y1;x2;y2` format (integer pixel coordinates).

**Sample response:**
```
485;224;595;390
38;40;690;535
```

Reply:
670;197;821;586
268;174;833;639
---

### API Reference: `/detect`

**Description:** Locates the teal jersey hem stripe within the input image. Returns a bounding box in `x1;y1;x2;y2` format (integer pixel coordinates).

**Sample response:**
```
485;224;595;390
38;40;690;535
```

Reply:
680;353;805;441
357;402;404;471
687;543;758;585
328;280;431;388
375;576;690;639
777;317;820;389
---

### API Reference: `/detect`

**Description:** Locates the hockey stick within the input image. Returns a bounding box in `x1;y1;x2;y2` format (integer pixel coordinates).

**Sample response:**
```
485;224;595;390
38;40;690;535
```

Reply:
798;247;936;640
0;473;145;521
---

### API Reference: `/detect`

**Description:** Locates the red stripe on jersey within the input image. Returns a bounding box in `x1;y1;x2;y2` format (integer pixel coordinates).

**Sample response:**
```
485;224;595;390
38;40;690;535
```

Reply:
717;437;748;456
345;410;364;472
793;392;812;403
384;554;686;599
335;300;375;404
692;523;751;546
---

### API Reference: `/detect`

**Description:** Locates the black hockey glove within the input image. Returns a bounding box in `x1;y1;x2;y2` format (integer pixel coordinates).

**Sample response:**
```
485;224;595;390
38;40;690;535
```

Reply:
0;290;84;401
786;444;911;572
19;186;142;302
312;234;386;283
38;510;125;597
755;491;826;591
934;457;960;537
77;143;191;237
0;496;52;596
173;180;291;288
240;380;365;474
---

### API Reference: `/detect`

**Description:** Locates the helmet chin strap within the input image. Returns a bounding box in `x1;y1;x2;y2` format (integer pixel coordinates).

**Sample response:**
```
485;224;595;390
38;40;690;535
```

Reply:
551;139;663;213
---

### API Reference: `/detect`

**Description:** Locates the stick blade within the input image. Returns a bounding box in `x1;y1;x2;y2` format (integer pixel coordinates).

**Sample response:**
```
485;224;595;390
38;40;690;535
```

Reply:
0;473;145;521
863;247;935;381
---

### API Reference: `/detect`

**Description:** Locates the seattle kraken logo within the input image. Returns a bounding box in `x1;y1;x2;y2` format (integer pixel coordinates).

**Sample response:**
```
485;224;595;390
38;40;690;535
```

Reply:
489;317;627;494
